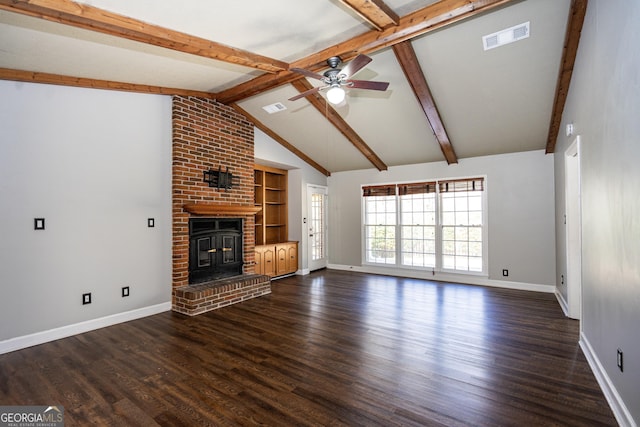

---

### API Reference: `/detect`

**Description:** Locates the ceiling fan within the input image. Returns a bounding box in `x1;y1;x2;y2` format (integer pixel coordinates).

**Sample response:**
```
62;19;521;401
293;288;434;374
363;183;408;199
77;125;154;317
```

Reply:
288;54;389;105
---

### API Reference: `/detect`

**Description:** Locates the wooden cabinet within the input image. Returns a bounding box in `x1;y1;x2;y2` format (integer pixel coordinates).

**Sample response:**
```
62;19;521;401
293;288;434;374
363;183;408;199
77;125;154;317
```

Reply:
286;242;298;274
255;242;297;277
254;244;276;277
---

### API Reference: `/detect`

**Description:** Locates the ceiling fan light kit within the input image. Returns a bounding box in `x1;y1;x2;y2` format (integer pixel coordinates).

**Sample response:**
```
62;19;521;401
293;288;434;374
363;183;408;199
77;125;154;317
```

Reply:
327;85;346;104
289;54;389;104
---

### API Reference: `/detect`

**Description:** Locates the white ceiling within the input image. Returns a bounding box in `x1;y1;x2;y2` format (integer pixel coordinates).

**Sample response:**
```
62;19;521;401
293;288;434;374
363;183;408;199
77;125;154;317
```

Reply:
0;0;572;173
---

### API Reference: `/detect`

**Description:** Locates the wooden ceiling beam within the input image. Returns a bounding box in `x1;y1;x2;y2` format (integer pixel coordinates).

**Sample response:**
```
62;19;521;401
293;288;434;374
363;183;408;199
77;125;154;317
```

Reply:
0;67;217;98
291;79;387;171
545;0;587;154
338;0;399;31
393;41;457;164
0;0;287;74
230;103;331;177
217;0;518;104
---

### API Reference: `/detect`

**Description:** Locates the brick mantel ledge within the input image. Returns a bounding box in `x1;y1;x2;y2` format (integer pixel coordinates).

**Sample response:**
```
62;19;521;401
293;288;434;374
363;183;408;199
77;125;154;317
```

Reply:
183;203;262;216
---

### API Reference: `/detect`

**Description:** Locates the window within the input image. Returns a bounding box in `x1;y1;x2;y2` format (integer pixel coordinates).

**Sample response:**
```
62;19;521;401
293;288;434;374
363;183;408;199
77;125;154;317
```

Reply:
399;182;436;268
363;185;396;264
363;177;485;274
439;179;484;272
310;191;326;261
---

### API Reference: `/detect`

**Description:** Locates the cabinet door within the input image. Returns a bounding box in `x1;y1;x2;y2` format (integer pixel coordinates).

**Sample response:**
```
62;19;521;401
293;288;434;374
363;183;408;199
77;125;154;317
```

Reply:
262;246;276;276
287;243;298;273
276;245;288;275
254;246;265;275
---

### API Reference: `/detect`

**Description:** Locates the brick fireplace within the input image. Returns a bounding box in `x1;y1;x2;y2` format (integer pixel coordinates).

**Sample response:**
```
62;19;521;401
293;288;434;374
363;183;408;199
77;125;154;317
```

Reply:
172;96;270;314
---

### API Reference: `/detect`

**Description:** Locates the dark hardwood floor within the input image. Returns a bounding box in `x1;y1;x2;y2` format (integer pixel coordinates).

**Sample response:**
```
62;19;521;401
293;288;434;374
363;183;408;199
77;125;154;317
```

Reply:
0;270;617;426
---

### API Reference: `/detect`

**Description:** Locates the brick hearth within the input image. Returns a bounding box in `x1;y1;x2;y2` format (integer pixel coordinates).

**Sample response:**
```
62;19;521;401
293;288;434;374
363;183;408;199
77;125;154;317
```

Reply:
173;274;271;316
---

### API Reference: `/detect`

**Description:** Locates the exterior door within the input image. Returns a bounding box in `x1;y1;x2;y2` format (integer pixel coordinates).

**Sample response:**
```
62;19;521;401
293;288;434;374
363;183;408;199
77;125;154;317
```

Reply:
307;185;328;271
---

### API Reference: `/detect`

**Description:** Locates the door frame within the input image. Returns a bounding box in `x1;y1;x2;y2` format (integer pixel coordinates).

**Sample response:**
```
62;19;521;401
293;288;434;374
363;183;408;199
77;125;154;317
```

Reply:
565;135;582;320
307;184;328;272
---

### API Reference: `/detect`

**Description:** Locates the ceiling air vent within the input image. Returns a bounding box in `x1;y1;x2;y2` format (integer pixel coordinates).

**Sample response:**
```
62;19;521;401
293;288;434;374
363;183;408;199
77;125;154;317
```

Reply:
482;21;530;51
262;102;287;114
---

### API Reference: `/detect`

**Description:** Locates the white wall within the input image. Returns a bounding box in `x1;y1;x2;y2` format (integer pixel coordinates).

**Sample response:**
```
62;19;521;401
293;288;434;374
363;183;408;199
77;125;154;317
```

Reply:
254;127;328;273
553;1;640;424
327;150;556;290
0;81;173;350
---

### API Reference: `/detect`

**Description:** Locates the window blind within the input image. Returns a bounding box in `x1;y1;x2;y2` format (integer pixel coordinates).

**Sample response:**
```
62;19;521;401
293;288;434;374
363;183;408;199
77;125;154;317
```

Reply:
438;177;484;193
398;181;437;195
362;184;396;197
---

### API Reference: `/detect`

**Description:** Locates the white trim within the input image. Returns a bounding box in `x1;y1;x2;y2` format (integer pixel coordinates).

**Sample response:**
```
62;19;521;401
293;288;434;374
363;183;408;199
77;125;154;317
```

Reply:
565;135;582;320
580;333;637;427
555;290;570;317
307;184;329;272
0;302;171;355
328;264;554;293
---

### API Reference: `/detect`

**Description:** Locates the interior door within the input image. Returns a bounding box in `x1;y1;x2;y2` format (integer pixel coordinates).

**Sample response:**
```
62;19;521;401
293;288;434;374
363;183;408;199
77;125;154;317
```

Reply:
308;185;328;271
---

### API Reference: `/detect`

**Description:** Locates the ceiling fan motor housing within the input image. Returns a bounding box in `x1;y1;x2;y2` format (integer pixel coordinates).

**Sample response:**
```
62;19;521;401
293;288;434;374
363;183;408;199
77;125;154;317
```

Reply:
323;69;342;82
326;56;342;69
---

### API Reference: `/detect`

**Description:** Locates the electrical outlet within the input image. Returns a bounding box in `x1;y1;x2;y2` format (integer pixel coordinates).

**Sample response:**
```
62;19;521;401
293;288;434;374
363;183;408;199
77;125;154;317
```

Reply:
122;286;130;297
82;293;92;305
617;348;624;372
502;269;509;277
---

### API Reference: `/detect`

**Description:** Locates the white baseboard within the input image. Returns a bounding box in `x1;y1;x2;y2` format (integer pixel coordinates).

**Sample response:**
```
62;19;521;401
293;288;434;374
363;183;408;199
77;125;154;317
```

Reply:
580;333;637;427
0;302;172;355
555;290;570;316
327;264;555;293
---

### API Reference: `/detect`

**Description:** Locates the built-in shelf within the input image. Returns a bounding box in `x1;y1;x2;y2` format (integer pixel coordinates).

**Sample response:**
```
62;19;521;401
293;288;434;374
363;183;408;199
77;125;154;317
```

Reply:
183;203;262;216
254;164;288;245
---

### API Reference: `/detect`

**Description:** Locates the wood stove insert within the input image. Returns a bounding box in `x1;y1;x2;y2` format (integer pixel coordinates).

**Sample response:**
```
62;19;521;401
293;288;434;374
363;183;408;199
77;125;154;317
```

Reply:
189;217;243;284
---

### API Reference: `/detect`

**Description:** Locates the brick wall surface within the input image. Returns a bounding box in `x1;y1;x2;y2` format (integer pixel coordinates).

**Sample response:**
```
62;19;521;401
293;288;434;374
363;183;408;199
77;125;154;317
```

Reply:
172;96;256;291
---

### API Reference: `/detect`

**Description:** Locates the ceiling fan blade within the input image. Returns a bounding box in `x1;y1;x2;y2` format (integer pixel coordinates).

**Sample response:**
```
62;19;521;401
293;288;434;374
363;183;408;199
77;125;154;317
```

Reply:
348;79;390;91
340;54;372;79
288;86;323;101
290;68;325;81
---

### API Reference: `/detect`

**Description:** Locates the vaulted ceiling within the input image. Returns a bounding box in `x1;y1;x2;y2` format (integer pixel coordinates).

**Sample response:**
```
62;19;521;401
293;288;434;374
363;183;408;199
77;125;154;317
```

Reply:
0;0;586;175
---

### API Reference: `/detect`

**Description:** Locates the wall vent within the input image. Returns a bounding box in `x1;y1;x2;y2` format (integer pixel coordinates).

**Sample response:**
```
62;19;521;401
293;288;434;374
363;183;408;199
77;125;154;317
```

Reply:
262;102;287;114
483;22;530;51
